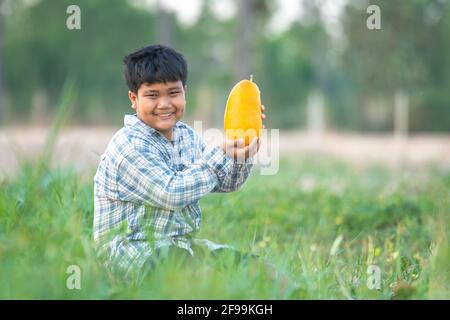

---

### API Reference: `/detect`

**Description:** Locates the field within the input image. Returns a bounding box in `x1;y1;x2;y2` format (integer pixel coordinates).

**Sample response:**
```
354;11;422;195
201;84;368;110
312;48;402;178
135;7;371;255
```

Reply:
0;154;449;299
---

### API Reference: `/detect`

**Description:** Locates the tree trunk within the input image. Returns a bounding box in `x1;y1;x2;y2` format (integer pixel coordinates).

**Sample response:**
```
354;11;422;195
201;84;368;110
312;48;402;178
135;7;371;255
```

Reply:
156;0;174;47
0;0;6;124
234;0;255;82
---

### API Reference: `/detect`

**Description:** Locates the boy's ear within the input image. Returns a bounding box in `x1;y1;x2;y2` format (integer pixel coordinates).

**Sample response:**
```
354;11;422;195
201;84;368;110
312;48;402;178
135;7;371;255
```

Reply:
128;90;138;109
184;85;187;93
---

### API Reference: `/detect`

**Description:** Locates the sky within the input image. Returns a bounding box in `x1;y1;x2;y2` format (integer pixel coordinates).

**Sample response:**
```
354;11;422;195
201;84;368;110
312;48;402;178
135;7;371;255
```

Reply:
130;0;348;37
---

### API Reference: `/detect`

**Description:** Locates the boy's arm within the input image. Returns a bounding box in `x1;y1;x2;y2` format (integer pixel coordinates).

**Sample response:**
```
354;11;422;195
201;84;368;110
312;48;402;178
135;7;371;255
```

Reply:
199;137;254;193
211;157;253;193
116;145;233;210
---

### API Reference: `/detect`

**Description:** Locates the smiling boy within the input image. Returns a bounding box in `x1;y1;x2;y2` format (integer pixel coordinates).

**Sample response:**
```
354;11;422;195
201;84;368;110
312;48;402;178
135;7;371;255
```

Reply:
93;44;264;281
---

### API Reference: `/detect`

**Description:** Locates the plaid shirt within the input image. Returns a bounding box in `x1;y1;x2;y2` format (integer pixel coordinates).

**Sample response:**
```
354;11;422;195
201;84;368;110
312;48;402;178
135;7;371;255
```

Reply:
93;114;253;278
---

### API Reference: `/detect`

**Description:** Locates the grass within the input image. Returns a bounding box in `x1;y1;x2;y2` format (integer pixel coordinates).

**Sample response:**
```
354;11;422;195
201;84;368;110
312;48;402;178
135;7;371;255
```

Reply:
0;78;449;299
0;155;449;299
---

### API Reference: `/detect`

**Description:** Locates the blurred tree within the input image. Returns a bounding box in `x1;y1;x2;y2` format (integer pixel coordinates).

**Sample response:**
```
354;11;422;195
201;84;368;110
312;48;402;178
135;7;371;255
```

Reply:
0;0;5;124
256;2;330;129
4;0;157;124
155;0;174;47
1;0;448;132
342;0;450;132
174;1;232;126
234;0;255;81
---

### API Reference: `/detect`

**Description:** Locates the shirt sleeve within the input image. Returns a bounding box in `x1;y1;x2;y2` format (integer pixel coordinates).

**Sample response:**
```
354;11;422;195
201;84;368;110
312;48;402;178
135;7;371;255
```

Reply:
211;158;253;193
116;145;233;210
196;134;254;193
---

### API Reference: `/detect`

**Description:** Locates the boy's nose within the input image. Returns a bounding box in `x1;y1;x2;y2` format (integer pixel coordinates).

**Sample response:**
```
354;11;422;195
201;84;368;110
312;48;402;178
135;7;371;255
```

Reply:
157;97;170;108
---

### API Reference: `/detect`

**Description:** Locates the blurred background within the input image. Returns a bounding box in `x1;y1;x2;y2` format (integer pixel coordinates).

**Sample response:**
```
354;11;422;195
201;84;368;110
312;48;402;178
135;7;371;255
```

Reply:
0;0;449;299
0;0;449;176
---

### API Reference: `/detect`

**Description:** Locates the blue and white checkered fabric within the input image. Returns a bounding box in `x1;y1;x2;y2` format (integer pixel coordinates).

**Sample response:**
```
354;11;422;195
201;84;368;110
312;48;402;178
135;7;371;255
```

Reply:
93;114;253;278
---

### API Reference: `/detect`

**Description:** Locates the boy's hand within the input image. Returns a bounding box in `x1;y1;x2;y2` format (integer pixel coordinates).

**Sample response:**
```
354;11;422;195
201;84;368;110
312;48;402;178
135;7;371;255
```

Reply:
222;137;260;162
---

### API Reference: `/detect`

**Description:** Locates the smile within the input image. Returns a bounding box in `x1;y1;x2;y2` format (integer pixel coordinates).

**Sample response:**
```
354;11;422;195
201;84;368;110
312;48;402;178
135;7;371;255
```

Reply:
155;112;175;119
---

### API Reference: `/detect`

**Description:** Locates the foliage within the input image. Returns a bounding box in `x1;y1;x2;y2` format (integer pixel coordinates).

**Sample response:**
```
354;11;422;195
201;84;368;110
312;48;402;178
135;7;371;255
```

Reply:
1;0;449;130
0;156;448;299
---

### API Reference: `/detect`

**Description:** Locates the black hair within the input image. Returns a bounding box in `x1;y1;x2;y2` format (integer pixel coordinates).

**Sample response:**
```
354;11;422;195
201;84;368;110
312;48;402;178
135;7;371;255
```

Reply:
123;44;188;93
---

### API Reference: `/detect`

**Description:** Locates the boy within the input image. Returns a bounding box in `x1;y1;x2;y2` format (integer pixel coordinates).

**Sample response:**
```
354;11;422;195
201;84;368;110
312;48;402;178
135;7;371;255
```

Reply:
93;44;264;281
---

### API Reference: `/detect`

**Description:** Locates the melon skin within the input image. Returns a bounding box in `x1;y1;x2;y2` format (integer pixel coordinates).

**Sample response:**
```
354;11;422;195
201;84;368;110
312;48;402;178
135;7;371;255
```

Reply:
224;79;263;146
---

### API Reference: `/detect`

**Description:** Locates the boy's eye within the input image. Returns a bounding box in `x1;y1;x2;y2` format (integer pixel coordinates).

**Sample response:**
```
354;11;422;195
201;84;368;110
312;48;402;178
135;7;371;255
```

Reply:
170;91;180;96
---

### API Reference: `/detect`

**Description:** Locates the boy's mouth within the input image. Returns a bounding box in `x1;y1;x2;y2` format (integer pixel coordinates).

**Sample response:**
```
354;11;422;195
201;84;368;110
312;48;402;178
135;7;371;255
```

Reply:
155;112;175;120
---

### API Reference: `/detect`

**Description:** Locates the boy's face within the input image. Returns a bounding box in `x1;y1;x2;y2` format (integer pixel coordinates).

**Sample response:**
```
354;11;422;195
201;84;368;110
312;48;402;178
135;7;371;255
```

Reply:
128;80;186;140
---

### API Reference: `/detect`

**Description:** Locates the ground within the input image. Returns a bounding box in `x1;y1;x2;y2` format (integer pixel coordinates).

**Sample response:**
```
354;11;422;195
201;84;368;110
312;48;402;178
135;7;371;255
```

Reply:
0;127;449;179
0;136;448;298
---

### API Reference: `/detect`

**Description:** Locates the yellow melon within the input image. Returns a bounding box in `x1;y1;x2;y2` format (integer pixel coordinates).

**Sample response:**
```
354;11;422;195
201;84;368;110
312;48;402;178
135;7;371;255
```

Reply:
224;75;262;146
